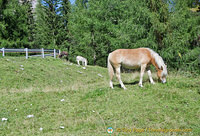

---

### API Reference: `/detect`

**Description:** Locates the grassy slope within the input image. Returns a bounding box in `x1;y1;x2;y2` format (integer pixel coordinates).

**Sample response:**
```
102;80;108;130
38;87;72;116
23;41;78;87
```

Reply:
0;57;199;136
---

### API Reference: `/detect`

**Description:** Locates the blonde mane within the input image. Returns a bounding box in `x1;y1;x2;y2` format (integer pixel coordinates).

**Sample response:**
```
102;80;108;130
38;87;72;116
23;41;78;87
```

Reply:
147;48;167;76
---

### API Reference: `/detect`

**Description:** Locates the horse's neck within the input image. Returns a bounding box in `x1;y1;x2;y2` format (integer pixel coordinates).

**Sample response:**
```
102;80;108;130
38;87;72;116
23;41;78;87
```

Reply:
151;58;159;70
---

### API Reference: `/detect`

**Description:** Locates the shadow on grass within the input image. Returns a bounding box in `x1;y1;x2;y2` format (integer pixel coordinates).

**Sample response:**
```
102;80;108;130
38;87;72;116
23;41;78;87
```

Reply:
114;80;154;89
113;81;138;88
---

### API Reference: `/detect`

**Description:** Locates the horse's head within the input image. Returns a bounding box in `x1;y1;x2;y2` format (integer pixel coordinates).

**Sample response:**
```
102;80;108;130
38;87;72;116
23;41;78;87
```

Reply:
157;65;167;83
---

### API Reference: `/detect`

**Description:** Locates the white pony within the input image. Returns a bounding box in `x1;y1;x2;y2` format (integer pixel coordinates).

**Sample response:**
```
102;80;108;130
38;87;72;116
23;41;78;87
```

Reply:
107;48;167;90
76;56;88;66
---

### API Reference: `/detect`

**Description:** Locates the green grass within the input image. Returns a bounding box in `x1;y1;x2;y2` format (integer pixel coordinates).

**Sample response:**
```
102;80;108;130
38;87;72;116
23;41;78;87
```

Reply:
0;57;199;136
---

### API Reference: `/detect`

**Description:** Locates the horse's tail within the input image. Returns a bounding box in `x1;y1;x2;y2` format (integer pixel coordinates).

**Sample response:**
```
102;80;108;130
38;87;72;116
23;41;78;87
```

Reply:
107;53;114;79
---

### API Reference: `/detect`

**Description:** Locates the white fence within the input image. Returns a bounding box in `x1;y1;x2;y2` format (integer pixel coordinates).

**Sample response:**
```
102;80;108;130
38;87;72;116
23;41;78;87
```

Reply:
0;48;61;59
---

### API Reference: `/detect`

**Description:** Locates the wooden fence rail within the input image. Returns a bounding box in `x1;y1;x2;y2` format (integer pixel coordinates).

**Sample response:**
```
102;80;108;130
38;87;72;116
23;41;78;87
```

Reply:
0;48;60;59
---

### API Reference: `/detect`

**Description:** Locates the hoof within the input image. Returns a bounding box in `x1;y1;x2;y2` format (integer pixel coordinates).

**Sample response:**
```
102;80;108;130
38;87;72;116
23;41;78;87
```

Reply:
121;85;127;90
139;84;143;87
123;87;127;90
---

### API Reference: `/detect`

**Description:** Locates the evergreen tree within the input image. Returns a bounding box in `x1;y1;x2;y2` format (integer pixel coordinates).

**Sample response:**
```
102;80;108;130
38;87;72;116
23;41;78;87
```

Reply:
162;0;200;71
34;0;70;49
0;0;29;48
68;0;200;71
26;0;37;48
0;0;8;43
57;0;71;50
68;0;156;66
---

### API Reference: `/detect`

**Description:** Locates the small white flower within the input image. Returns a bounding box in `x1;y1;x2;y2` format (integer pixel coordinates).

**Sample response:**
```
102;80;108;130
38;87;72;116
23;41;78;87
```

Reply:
20;68;24;70
60;126;65;129
70;63;73;65
27;115;34;118
92;110;95;113
15;109;18;111
30;104;32;106
39;128;43;131
97;74;103;77
20;65;23;67
82;67;86;69
60;80;63;83
2;118;8;121
77;71;83;74
60;99;65;102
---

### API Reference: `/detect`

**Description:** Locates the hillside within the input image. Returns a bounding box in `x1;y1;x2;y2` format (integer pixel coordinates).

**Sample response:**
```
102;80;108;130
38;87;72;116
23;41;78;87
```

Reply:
0;57;199;136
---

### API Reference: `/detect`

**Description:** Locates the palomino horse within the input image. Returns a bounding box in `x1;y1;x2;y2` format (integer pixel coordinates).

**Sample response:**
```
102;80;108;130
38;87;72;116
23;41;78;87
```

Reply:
76;56;88;66
107;48;167;89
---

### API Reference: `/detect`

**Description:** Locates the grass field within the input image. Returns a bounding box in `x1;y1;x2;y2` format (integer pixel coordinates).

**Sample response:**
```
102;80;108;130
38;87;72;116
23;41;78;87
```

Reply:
0;57;199;136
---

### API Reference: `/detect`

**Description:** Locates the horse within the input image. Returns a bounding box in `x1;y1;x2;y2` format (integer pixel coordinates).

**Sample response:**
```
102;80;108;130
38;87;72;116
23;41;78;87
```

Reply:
59;51;68;60
107;48;167;90
76;56;88;66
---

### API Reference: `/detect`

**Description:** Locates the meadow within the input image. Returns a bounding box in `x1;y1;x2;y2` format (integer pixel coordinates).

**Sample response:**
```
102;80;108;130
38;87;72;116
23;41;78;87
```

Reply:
0;57;199;136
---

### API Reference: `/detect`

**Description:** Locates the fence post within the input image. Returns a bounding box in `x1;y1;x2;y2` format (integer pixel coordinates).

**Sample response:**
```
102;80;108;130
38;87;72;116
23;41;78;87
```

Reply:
25;48;28;59
54;49;56;58
2;48;5;57
42;48;44;58
59;50;61;55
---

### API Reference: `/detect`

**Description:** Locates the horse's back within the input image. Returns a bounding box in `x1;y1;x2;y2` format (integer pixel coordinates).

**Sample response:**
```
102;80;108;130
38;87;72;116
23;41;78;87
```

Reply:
76;56;86;61
109;48;152;68
76;56;82;59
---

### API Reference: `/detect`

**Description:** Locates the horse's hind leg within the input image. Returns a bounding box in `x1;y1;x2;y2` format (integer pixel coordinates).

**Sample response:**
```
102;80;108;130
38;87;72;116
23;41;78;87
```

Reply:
116;67;127;90
109;71;114;89
108;60;114;89
147;70;155;84
139;64;147;87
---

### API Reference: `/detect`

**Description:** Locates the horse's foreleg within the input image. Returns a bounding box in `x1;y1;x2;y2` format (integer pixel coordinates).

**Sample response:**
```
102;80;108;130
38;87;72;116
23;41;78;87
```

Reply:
147;70;155;84
139;64;147;87
116;67;126;90
77;60;80;65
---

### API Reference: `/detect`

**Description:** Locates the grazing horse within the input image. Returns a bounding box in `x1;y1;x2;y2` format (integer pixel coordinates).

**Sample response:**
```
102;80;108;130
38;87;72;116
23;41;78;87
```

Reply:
59;51;68;60
107;48;167;90
76;56;88;66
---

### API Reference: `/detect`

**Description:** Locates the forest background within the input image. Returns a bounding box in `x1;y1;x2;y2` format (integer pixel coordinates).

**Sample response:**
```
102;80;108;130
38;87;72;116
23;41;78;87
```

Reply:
0;0;200;72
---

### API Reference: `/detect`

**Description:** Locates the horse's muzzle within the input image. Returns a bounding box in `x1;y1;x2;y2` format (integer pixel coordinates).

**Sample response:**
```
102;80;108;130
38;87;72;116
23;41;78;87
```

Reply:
162;80;166;84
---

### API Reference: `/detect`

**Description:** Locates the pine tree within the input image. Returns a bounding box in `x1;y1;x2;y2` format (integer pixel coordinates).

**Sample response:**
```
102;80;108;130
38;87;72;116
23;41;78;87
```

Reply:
68;0;155;66
57;0;71;50
68;0;200;71
0;0;29;48
0;0;8;44
34;0;70;49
